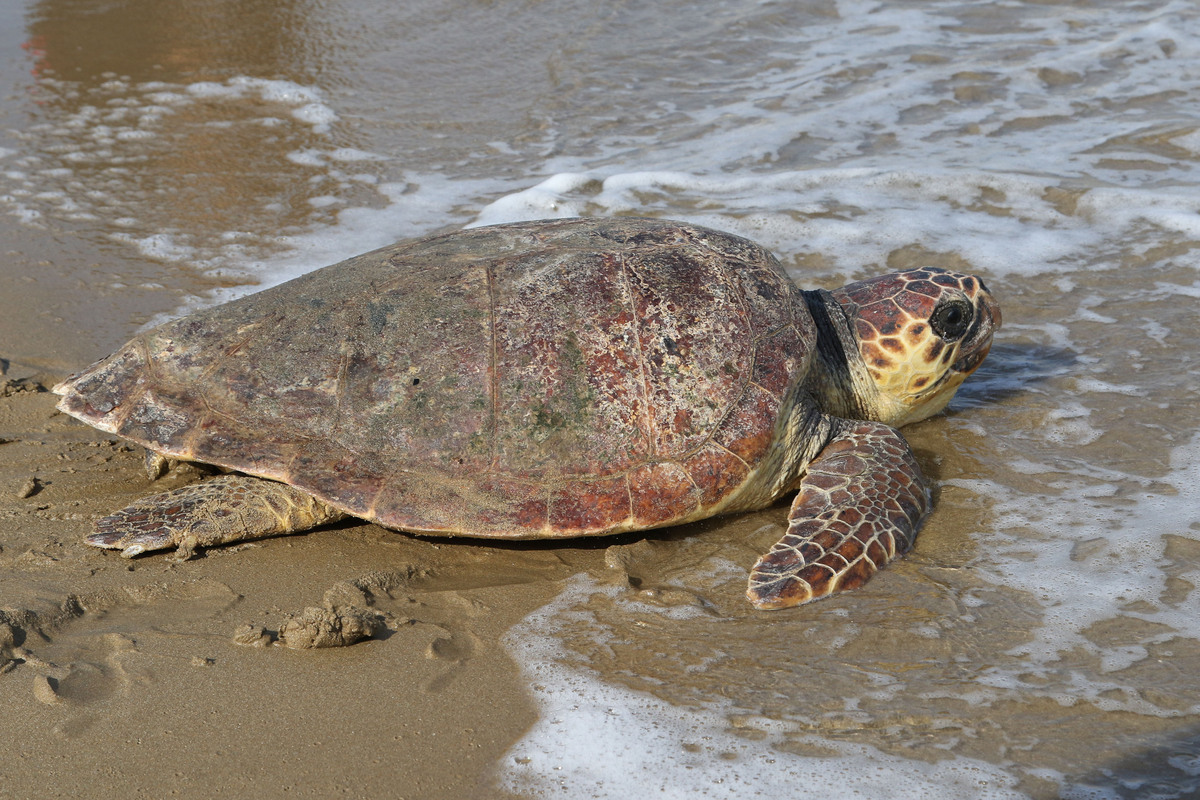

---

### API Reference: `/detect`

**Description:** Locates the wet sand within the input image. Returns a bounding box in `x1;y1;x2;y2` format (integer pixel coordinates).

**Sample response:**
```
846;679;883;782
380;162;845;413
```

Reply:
5;221;1200;799
0;361;551;797
6;0;1200;796
0;228;1017;797
0;218;563;796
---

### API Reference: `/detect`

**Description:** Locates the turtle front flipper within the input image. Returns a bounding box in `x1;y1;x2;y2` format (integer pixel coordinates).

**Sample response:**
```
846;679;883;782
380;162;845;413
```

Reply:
747;421;930;610
88;474;348;558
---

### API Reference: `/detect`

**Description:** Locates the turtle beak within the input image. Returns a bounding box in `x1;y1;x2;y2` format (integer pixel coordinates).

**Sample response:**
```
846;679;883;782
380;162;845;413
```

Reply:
951;288;1001;376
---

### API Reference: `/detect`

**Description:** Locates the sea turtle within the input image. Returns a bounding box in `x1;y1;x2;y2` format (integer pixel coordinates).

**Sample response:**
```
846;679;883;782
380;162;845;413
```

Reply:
54;217;1000;609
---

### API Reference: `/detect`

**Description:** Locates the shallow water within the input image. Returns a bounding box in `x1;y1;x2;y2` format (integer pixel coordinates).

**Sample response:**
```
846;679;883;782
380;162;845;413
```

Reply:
3;0;1200;797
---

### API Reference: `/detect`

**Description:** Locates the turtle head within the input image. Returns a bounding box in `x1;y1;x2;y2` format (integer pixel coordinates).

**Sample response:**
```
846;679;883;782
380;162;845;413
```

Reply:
807;268;1001;427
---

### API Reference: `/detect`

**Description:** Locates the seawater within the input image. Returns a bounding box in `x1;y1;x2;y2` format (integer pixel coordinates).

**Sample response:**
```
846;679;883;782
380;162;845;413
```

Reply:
498;576;1030;800
3;0;1200;796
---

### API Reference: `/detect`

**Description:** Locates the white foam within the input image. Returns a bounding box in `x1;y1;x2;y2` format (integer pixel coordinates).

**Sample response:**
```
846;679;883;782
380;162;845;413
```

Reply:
110;231;195;262
178;77;340;133
945;433;1200;706
499;577;1030;800
328;148;382;163
4;1;1200;789
291;102;339;132
472;169;1124;282
287;149;327;167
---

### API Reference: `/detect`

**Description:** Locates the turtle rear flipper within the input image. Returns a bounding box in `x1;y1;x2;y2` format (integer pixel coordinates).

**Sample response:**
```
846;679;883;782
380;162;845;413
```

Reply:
88;474;348;558
747;421;930;609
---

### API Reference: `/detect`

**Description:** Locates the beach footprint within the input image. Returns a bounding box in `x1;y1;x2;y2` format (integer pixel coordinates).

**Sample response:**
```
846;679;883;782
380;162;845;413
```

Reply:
9;578;242;728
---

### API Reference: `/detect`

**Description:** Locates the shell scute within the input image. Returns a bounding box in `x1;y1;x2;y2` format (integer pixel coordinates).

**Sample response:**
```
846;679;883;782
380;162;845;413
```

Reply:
682;443;751;507
628;461;703;528
491;251;646;477
728;257;807;337
118;388;198;453
708;383;781;466
467;477;549;533
750;326;809;396
622;246;754;459
58;342;148;422
57;218;815;539
190;417;290;476
370;473;472;533
548;475;632;534
342;263;494;477
286;448;385;516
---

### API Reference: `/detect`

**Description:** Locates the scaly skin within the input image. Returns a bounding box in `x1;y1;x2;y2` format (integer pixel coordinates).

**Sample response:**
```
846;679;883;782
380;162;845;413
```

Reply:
832;267;1000;426
88;474;346;558
746;421;928;609
746;267;999;607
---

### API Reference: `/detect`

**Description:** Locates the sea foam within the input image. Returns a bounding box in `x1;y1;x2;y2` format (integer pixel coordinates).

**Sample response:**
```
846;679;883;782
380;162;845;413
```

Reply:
499;578;1030;800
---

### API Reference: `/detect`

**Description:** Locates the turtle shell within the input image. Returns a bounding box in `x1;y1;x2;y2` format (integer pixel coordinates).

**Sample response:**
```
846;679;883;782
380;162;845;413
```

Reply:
57;218;817;538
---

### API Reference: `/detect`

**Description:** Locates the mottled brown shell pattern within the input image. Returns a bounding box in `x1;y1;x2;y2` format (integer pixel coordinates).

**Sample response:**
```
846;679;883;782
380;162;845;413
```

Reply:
57;218;816;539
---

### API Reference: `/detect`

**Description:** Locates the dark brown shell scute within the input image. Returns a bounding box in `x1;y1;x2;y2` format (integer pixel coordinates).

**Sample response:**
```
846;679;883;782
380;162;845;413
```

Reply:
750;329;807;396
61;218;814;538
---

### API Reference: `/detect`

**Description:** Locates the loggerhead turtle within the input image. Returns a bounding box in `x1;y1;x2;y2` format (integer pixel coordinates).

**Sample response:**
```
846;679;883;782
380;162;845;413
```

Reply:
54;217;1000;609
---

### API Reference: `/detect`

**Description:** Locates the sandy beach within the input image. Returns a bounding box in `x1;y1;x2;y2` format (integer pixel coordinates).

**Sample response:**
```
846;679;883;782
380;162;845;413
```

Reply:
1;352;553;797
5;0;1200;797
0;334;1019;799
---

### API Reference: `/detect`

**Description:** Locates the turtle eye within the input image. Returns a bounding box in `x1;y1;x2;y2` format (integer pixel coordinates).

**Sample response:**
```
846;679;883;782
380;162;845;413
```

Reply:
930;299;973;341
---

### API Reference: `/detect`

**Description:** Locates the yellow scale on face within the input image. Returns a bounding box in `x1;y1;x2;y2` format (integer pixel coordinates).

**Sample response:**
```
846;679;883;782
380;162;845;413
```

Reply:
839;270;998;428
